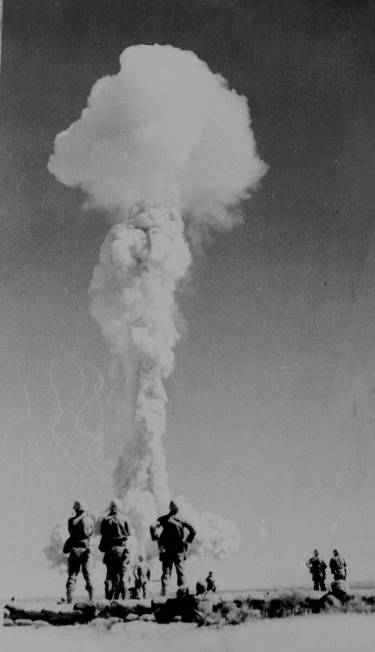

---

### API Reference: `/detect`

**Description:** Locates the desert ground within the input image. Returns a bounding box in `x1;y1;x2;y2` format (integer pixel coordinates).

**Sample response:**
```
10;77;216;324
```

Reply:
2;614;375;652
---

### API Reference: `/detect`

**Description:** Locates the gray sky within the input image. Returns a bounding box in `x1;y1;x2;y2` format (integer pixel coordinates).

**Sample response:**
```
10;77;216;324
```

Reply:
1;0;375;594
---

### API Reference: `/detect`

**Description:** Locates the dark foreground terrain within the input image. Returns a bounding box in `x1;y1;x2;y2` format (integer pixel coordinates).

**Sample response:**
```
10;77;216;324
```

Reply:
4;584;375;628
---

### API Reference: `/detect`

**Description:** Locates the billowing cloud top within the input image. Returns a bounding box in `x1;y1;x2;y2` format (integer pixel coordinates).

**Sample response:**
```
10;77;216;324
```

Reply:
48;44;267;230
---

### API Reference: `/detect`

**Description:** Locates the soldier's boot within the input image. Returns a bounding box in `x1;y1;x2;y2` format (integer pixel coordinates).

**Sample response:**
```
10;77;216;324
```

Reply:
161;583;167;597
105;580;113;600
118;581;126;600
66;588;73;604
113;580;120;600
87;585;94;602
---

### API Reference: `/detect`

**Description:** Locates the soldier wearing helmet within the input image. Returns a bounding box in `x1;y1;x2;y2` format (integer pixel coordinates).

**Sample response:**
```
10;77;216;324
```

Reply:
150;500;196;596
133;555;151;598
306;549;327;591
64;499;94;603
329;549;347;581
99;498;131;600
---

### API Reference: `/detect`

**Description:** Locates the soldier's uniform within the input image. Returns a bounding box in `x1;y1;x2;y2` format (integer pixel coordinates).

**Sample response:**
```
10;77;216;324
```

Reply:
206;572;217;592
306;553;327;591
151;502;196;596
100;507;131;600
65;507;94;603
329;551;347;581
133;557;151;598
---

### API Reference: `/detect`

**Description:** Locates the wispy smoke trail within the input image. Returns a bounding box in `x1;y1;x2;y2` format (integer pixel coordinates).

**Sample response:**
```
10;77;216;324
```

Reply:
48;44;267;557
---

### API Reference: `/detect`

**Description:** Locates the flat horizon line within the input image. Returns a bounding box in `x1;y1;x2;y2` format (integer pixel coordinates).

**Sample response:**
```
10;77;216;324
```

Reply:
2;580;375;604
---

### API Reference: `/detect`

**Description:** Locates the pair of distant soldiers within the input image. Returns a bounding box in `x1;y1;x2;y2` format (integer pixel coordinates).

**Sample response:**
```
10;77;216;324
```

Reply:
306;548;347;591
64;498;196;603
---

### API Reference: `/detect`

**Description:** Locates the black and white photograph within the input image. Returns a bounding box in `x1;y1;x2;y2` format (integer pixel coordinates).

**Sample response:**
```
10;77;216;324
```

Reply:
1;1;375;650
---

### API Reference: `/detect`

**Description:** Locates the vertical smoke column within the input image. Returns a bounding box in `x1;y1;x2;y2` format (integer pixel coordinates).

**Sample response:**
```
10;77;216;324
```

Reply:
90;205;191;546
48;44;267;554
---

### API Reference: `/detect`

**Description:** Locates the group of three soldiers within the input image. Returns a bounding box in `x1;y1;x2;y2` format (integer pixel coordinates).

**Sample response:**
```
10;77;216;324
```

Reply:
306;548;347;592
64;498;196;603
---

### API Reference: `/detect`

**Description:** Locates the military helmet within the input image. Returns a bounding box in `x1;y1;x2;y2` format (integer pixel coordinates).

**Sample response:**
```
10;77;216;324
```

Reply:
73;498;87;512
109;498;123;512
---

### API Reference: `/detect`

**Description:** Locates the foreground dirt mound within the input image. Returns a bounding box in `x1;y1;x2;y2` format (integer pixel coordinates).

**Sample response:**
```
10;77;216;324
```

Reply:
4;588;375;627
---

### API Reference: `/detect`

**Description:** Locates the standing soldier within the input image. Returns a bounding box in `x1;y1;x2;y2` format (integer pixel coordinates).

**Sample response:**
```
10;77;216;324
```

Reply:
329;549;347;581
133;555;151;598
306;549;327;591
64;499;94;604
150;500;196;596
99;499;131;600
